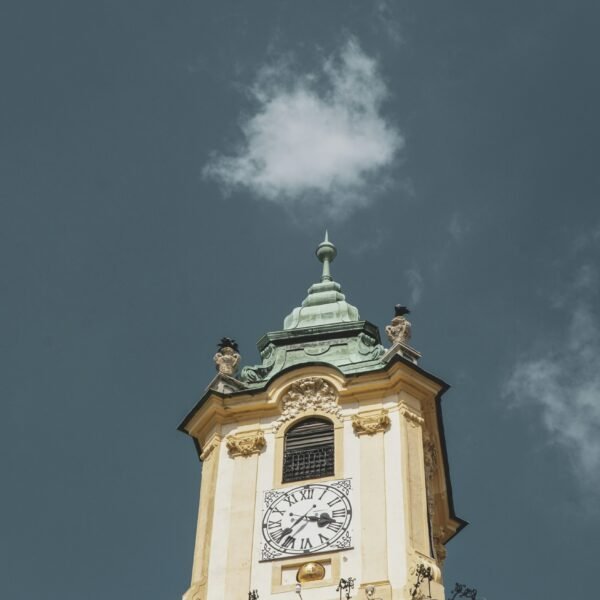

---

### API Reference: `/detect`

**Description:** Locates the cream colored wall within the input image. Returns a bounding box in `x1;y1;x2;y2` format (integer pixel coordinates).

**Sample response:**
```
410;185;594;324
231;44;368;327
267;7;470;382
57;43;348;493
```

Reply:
251;428;277;595
204;428;235;600
383;404;408;597
250;404;364;600
182;364;453;600
341;414;362;587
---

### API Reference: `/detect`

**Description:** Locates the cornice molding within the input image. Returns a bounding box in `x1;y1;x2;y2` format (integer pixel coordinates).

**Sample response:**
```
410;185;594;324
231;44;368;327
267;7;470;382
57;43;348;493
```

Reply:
225;430;266;458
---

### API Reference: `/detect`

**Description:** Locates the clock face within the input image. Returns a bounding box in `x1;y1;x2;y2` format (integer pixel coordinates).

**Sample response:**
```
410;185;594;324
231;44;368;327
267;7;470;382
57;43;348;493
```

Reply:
260;479;353;561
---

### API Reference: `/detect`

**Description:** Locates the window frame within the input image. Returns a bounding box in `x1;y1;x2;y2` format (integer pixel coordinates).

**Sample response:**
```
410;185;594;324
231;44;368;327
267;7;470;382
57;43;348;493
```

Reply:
282;416;335;483
273;409;344;488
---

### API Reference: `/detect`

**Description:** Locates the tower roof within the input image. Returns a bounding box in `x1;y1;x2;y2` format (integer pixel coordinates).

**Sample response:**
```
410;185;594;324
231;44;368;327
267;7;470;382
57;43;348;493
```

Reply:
283;232;360;330
240;234;386;385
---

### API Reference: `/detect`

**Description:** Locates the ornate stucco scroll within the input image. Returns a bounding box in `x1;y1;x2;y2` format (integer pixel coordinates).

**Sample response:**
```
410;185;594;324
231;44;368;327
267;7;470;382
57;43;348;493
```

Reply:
432;526;448;566
400;404;424;428
199;435;221;462
422;431;438;542
422;432;447;566
226;430;266;458
273;377;340;431
352;410;390;436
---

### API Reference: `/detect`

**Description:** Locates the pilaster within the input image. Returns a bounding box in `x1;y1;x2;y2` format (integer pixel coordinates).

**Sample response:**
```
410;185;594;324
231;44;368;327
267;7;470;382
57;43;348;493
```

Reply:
223;430;264;600
357;409;391;600
184;434;222;600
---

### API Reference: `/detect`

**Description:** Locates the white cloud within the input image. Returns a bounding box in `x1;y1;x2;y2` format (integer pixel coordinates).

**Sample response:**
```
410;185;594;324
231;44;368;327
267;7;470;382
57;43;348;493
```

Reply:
203;38;403;218
374;0;404;45
448;212;470;242
405;268;423;306
504;264;600;490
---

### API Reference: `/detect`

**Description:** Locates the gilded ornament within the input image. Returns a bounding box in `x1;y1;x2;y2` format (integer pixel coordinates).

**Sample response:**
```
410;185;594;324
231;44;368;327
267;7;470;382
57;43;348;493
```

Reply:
296;561;326;583
226;430;266;458
352;410;390;436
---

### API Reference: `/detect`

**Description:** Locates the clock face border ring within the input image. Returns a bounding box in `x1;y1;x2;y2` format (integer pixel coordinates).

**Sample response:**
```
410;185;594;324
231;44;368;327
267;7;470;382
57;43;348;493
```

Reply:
261;481;353;559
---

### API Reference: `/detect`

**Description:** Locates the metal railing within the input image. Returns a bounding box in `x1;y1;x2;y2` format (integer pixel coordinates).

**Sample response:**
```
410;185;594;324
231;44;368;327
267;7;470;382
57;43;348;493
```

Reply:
282;444;334;482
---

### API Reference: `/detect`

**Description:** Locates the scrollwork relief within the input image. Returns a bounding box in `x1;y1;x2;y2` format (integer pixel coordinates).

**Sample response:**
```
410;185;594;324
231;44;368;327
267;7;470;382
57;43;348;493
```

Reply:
199;436;221;462
273;377;341;431
357;332;386;359
240;343;276;383
226;430;266;458
433;525;448;566
352;410;390;436
400;404;424;428
423;431;438;519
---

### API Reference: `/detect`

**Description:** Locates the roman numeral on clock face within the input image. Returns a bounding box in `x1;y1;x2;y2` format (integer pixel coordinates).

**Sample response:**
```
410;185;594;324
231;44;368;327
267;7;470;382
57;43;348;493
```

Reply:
267;520;282;531
331;509;346;518
299;487;314;500
326;521;342;533
271;529;286;543
300;538;313;550
318;533;330;544
327;497;342;507
282;536;296;549
282;493;299;506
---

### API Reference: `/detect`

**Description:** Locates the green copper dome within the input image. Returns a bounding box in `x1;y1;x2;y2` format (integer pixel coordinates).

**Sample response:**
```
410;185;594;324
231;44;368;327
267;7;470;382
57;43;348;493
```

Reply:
240;234;386;385
283;232;360;330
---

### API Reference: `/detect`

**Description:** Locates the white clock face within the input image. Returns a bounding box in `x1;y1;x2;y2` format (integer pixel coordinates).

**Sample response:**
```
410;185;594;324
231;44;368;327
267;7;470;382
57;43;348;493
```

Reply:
260;479;353;561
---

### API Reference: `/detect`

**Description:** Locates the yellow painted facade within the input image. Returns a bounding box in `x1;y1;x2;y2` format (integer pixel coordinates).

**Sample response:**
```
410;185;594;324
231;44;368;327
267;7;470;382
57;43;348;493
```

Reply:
179;239;465;600
180;359;464;600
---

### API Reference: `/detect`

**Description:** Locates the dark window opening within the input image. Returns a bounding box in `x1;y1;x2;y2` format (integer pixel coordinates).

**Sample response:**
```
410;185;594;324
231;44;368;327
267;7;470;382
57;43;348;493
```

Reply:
283;417;334;483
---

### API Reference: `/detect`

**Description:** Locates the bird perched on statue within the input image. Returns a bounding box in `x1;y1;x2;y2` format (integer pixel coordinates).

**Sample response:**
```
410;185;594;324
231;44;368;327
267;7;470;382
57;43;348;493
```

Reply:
394;305;410;317
217;337;239;352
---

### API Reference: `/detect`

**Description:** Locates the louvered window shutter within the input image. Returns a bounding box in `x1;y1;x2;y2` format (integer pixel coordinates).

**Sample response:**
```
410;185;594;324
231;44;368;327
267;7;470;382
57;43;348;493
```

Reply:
282;417;334;483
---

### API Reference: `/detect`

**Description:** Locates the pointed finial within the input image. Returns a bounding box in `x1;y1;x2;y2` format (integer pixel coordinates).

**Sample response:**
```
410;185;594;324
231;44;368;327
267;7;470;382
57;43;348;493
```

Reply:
316;231;337;282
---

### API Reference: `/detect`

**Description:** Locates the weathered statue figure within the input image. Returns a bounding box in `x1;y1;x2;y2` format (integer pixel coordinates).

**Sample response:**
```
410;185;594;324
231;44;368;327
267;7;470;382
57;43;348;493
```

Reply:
385;304;412;345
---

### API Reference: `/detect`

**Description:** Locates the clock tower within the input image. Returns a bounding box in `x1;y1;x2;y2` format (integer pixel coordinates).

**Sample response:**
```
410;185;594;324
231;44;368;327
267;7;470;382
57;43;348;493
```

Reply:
178;235;465;600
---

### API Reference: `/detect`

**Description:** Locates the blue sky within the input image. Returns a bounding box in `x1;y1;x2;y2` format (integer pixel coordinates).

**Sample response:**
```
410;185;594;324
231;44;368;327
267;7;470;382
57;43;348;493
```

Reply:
2;2;599;598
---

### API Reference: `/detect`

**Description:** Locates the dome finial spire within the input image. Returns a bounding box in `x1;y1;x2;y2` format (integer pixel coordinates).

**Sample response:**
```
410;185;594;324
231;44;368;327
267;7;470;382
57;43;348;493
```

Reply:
316;231;337;282
283;235;358;330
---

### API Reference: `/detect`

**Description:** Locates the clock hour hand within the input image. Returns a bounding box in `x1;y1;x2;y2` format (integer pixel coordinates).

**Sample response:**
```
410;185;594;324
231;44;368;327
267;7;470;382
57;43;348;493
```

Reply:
303;512;336;527
317;513;335;527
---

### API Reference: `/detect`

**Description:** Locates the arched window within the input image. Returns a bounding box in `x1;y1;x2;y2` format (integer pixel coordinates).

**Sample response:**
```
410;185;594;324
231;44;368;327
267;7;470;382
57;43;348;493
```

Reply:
282;417;334;483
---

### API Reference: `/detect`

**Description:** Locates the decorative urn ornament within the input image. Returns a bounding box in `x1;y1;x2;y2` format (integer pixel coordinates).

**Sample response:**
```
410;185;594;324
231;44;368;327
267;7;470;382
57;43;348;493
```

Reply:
385;304;412;345
213;337;240;375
